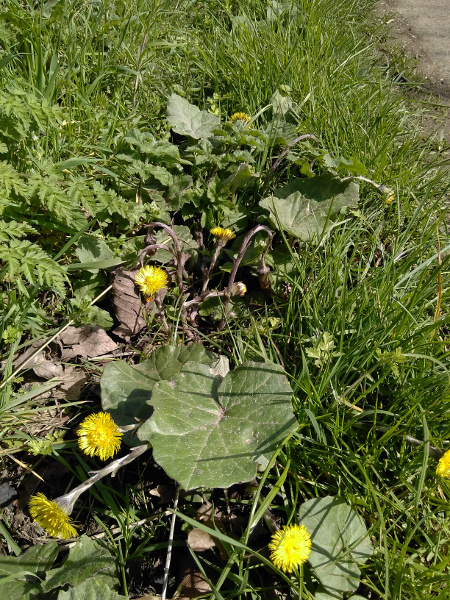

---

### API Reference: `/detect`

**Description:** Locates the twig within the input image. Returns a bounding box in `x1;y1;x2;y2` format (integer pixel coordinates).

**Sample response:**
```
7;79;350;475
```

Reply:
161;486;180;600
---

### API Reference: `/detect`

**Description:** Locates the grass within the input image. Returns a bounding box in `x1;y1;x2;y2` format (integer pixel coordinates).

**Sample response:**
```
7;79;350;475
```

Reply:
0;0;449;599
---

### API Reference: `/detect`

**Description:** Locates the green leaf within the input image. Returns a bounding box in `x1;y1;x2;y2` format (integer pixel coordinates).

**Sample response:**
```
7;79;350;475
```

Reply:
101;345;221;446
41;536;115;593
299;496;373;595
57;578;126;600
260;174;359;241
0;541;59;578
76;235;114;264
314;588;342;600
220;163;259;193
137;361;296;489
0;542;59;600
167;94;220;139
0;579;40;600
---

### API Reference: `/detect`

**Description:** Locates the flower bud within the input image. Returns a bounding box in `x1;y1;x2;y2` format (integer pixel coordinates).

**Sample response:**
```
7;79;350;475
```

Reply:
231;282;247;296
257;264;271;289
379;185;395;205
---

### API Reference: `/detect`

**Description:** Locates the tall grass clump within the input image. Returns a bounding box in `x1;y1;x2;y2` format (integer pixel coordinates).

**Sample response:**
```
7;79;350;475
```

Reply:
0;0;449;599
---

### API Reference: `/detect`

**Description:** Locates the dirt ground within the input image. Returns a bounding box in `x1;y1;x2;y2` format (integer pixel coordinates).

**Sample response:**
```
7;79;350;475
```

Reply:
378;0;450;140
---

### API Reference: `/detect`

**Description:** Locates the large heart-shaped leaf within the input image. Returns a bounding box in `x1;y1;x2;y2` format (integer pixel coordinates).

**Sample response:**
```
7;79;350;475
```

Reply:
260;174;359;241
299;496;373;595
137;361;297;489
101;345;222;446
167;94;220;139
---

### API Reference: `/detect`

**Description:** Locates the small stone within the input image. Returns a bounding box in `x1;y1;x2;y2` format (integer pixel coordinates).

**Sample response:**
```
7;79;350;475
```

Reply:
0;482;17;506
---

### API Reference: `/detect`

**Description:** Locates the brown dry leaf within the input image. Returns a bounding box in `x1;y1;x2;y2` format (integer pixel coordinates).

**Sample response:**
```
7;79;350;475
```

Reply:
54;366;88;401
193;502;229;560
33;359;64;380
187;528;217;553
9;341;64;380
59;325;117;360
112;268;147;339
11;340;46;371
176;569;212;600
148;484;176;504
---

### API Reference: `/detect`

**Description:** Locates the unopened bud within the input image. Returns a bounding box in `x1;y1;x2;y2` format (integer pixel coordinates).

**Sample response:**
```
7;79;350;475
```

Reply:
257;264;271;289
231;282;247;296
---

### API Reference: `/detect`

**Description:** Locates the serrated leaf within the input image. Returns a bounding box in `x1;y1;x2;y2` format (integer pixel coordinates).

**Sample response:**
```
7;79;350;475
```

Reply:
41;536;115;593
101;345;221;446
137;361;296;489
167;94;220;139
299;496;373;595
57;578;126;600
260;174;359;241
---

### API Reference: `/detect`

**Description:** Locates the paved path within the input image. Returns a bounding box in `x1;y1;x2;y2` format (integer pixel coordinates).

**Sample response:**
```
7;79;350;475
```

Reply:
379;0;450;100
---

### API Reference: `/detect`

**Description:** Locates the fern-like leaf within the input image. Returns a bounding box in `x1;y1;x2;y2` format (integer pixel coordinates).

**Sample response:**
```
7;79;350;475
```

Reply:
0;239;68;295
0;220;39;243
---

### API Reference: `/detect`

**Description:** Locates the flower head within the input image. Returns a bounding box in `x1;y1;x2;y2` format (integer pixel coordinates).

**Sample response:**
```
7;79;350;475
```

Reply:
379;185;395;205
230;112;251;125
269;524;311;573
29;492;78;539
77;412;122;461
231;282;247;297
135;265;168;301
210;227;236;243
436;449;450;478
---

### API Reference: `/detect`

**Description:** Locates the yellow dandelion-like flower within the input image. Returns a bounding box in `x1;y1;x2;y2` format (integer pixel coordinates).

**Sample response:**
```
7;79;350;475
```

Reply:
135;265;168;301
29;492;78;539
230;112;251;124
210;226;236;242
269;524;312;573
77;412;122;461
436;449;450;478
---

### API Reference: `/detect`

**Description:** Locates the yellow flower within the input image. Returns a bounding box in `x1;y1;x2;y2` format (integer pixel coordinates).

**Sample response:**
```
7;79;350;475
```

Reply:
230;112;251;124
29;492;78;539
379;185;395;205
77;412;122;461
135;265;168;301
269;524;312;573
436;449;450;478
210;227;236;242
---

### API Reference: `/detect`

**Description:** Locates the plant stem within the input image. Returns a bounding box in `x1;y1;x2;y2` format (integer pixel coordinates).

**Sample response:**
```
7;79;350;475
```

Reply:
161;486;180;600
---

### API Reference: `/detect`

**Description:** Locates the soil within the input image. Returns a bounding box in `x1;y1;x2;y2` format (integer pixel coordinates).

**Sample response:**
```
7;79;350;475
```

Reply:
378;0;450;140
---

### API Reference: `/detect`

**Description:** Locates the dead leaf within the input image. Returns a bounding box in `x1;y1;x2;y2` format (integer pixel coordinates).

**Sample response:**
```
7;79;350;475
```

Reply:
112;268;147;339
59;325;117;360
11;340;46;371
187;528;217;552
112;267;168;340
149;485;176;504
33;359;64;380
176;569;212;600
54;366;88;401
